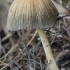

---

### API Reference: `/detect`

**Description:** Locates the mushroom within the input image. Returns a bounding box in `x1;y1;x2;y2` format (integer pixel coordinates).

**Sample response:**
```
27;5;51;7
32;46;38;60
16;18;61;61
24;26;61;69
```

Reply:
7;0;59;70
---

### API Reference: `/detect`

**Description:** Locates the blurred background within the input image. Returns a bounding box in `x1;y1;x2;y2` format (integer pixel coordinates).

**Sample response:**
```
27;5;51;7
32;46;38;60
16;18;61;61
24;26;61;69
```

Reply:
0;0;70;70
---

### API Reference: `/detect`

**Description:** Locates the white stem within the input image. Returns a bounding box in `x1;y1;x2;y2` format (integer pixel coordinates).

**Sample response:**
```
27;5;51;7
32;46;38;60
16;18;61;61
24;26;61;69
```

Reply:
37;28;59;70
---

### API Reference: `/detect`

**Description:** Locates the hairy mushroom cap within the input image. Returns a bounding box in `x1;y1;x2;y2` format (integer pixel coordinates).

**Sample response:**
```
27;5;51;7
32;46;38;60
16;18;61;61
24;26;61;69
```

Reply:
7;0;58;31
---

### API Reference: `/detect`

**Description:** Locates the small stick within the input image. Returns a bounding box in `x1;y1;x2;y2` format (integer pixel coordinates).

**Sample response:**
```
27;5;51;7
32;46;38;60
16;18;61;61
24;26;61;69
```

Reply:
27;30;37;46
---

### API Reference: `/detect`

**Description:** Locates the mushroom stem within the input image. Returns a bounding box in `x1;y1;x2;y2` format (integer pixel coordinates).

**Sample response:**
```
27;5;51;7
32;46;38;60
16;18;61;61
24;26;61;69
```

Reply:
37;28;59;70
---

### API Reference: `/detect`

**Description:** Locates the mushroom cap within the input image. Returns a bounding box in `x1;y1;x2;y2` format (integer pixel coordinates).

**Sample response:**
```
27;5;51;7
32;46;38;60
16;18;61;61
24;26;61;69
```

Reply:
7;0;58;31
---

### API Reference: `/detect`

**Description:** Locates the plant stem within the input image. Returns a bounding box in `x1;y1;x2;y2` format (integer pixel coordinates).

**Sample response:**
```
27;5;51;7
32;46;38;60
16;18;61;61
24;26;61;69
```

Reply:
37;28;59;70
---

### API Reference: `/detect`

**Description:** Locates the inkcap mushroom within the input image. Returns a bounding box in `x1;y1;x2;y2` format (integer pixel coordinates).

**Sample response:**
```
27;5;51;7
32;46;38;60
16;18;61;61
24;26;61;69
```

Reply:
7;0;59;70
